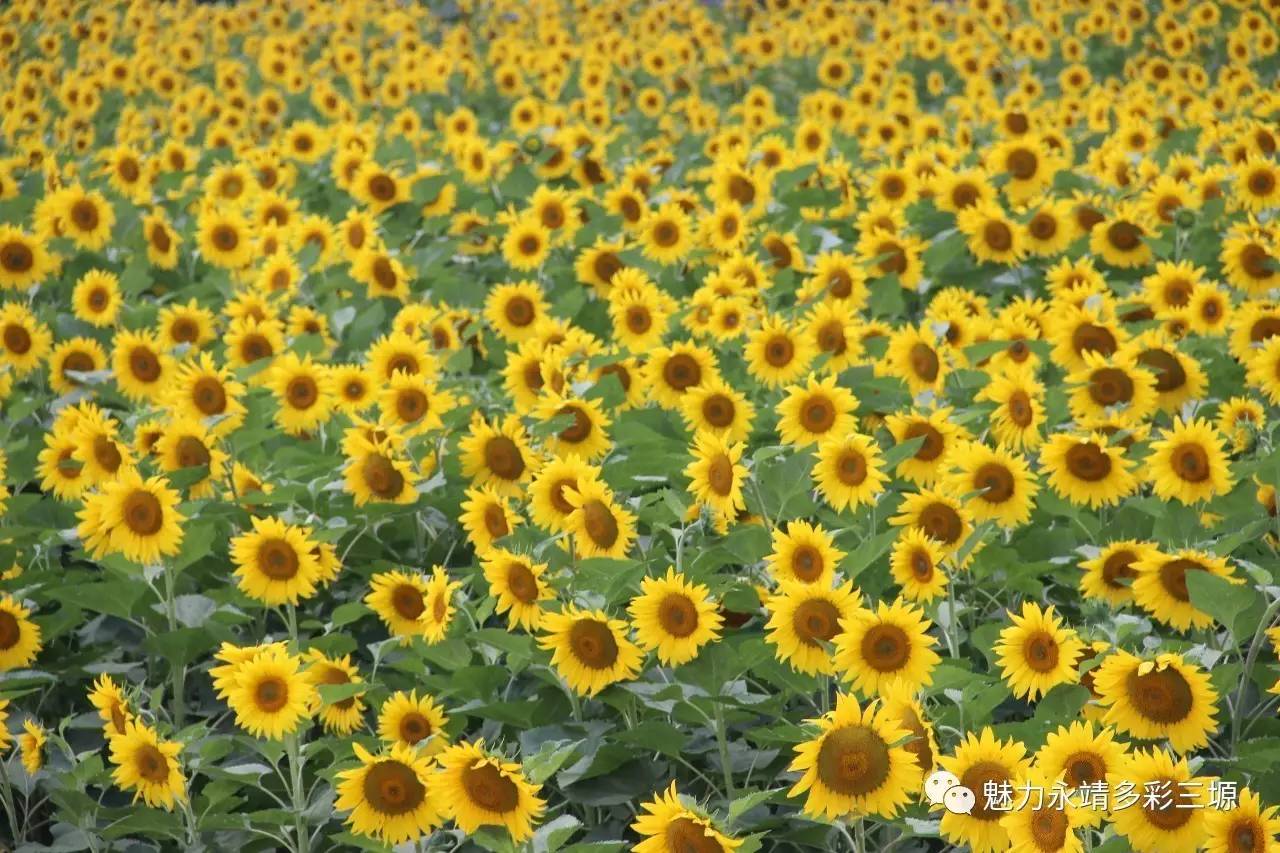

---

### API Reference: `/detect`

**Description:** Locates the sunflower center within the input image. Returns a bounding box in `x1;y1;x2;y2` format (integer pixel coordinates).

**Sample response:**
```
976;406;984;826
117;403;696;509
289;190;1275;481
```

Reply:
1107;221;1142;252
818;321;848;354
663;354;701;391
87;286;109;310
1088;367;1134;406
316;665;356;710
63;351;95;378
372;258;398;290
793;599;840;646
1158;557;1205;602
663;816;724;853
801;396;836;433
983;221;1013;252
701;394;734;428
363;454;406;499
569;618;620;669
484;436;525;480
169;317;198;343
729;175;755;204
1022;631;1060;672
1249;169;1276;196
909;343;939;381
1242;244;1275;280
211;224;238;251
764;335;795;367
658;593;699;638
0;241;34;273
134;744;170;783
899;706;933;773
482;502;509;538
71;199;100;231
974;462;1015;503
286;375;318;409
1064;751;1106;787
2;323;31;354
1029;213;1057;240
593;251;623;283
789;545;825;583
1101;549;1138;589
909;548;934;581
386;354;418;376
257;539;300;580
1126;666;1194;724
1030;806;1068;850
150;224;172;252
399;712;431;744
1063;441;1111;481
875;240;908;275
1071;323;1117;358
816;724;892;796
904;422;944;461
364;760;426;815
1230;817;1263;853
861;623;910;671
109;702;127;735
918;502;963;545
396;389;429;423
186;376;226;415
123;489;164;535
836;448;867;486
129;347;161;382
653;221;680;248
254;676;289;712
173;435;210;471
581;499;619;548
961;761;1012;821
1142;775;1195;830
706;453;735;497
1007;148;1038;179
368;174;396;201
1137;349;1185;392
0;611;19;649
506;562;538;602
549;478;577;515
391;584;424;619
1000;392;1033;427
557;405;592;443
1171;442;1210;482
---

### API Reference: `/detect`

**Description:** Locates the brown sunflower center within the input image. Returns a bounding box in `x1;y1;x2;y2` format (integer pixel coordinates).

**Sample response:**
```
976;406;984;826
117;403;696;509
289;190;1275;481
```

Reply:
1137;349;1185;393
460;761;519;814
284;374;318;409
1064;442;1112;482
1101;549;1138;589
0;611;19;649
364;760;427;815
1107;221;1142;252
1125;665;1194;724
71;199;100;231
1241;244;1275;280
706;454;735;496
1063;751;1107;787
836;448;867;486
569;618;619;669
581;499;619;548
170;318;198;343
1030;806;1068;850
658;593;698;638
133;744;170;783
816;724;892;796
1088;367;1134;406
1022;631;1061;672
909;343;939;381
917;502;963;545
211;224;239;252
1249;169;1276;197
701;394;735;428
483;503;509;539
367;174;397;201
793;599;840;646
1171;442;1210;482
2;323;31;354
790;545;826;583
1229;816;1264;853
983;221;1013;252
909;549;934;581
391;584;424;619
123;489;164;535
860;623;910;672
484;436;525;480
363;454;405;499
192;377;227;415
961;761;1012;821
974;462;1015;503
254;676;289;712
257;539;300;580
505;562;538;603
904;422;944;461
664;817;725;853
1029;213;1057;240
663;353;701;391
801;395;837;433
129;347;162;382
399;712;431;744
1005;391;1034;427
764;334;795;367
1;240;34;273
1007;148;1038;180
899;706;933;774
1142;775;1195;830
1071;323;1117;358
652;220;680;248
1158;557;1206;603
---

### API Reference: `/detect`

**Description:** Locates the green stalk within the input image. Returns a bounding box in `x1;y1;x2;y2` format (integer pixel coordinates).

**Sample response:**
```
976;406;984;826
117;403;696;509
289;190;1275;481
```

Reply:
285;733;310;853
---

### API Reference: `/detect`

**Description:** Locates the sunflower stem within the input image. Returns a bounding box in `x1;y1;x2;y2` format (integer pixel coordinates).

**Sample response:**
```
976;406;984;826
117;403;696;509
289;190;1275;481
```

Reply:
162;562;186;728
0;756;24;846
1230;594;1280;756
285;732;310;853
285;603;300;651
712;702;735;800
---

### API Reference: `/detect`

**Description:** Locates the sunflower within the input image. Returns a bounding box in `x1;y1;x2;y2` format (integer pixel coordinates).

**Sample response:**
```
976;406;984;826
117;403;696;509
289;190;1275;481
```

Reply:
1219;396;1267;453
527;454;597;534
945;442;1038;528
480;548;551;631
564;476;637;560
154;417;228;499
366;571;433;643
1023;199;1076;257
976;365;1045;450
58;185;115;250
484;281;547;343
1127;332;1207;411
1222;232;1279;296
884;325;948;394
938;728;1031;853
884;407;970;485
638;202;693;265
628;567;723;667
764;520;844;587
1132;548;1238;632
789;692;921;820
156;299;214;350
1236;157;1280;212
336;742;440;845
1065;350;1159;428
69;406;131;485
764;580;861;676
0;302;52;375
108;722;186;810
745;315;815;387
1078;540;1158;606
0;594;41;672
890;488;974;557
1203;788;1280;853
888;528;949;603
632;781;742;853
377;690;450;756
71;269;121;327
999;768;1087;853
812;431;888;511
1040;431;1138;508
775;374;858;447
229;515;323;606
419;567;460;644
959;202;1026;265
1147;417;1234;505
538;605;643;696
1034;720;1129;828
344;433;418;506
225;647;315;740
1107;748;1210;852
1092;651;1219;753
88;674;133;738
305;650;366;735
112;329;174;403
459;485;522;555
993;602;1084;700
1049;302;1126;372
1090;203;1154;268
167;354;247;437
645;342;720;409
684;431;747;519
835;599;941;696
459;414;535;497
431;740;545;843
77;469;185;565
0;225;56;290
532;392;612;460
20;720;46;774
196;207;253;269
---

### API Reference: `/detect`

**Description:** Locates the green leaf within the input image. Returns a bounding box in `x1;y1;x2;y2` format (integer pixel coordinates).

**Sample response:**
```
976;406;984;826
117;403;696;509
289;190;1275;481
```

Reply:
318;682;367;705
1187;571;1262;641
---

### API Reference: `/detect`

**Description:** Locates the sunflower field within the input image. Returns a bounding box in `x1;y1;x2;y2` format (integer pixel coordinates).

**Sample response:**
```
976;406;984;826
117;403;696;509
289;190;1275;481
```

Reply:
9;0;1280;851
